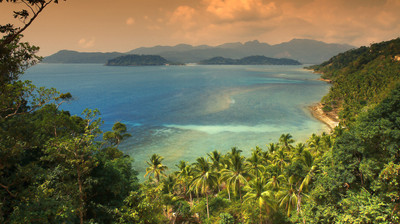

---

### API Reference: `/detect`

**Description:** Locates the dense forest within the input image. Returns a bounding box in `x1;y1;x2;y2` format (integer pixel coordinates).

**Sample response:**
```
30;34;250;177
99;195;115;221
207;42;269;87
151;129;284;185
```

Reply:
106;54;171;66
1;1;400;223
199;56;301;65
308;38;400;125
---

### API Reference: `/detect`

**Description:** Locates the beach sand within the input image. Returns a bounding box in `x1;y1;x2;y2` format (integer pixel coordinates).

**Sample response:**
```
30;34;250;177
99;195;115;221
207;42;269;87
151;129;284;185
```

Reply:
308;103;339;131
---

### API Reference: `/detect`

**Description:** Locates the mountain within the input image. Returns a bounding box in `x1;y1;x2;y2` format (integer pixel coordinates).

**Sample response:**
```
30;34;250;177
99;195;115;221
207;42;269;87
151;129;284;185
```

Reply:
43;39;354;64
128;39;353;64
42;50;126;64
199;56;301;65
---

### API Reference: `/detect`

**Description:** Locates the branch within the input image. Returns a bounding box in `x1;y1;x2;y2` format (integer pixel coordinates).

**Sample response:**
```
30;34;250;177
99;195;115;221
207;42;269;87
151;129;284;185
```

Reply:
0;183;17;198
21;0;35;15
0;0;54;47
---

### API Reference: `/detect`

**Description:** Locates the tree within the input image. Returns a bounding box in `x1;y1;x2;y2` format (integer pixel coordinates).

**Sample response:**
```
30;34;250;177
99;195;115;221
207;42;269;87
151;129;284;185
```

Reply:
144;154;168;183
246;147;264;181
103;122;131;147
277;176;298;217
279;133;295;151
174;160;193;200
221;152;250;201
42;109;102;224
189;157;218;220
243;177;275;224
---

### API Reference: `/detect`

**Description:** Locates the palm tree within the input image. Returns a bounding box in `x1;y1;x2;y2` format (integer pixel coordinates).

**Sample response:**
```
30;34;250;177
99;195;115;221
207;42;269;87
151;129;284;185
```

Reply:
266;174;285;191
207;150;223;191
144;154;168;183
246;147;264;181
321;132;334;149
174;160;193;201
189;157;218;219
278;150;317;218
207;150;222;170
243;177;275;224
229;146;242;157
279;133;295;151
221;153;250;201
277;175;298;217
296;150;317;214
273;149;291;174
307;133;322;155
294;143;306;156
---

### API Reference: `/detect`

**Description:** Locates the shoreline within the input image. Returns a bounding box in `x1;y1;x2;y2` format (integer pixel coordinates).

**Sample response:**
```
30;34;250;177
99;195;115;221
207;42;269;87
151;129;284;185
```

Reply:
308;103;339;131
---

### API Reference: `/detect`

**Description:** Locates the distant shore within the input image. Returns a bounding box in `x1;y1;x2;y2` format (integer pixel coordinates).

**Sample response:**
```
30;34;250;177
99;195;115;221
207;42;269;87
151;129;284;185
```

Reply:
308;103;339;131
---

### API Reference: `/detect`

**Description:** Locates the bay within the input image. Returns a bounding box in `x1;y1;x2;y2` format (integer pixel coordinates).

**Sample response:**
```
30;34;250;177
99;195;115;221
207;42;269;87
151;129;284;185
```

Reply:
24;63;329;176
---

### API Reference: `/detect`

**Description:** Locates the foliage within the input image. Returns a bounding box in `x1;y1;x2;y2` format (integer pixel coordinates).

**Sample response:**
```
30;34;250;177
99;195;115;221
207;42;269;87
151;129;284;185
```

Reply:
199;55;301;65
308;37;400;124
0;3;139;223
2;1;400;223
106;54;172;66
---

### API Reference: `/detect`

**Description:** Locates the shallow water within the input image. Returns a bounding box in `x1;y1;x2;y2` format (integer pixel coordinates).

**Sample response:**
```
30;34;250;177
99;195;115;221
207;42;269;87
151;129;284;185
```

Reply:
24;64;329;176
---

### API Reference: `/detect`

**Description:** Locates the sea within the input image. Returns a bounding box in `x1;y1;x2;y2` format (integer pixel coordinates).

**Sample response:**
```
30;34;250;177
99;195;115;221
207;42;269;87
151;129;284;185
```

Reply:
24;63;330;176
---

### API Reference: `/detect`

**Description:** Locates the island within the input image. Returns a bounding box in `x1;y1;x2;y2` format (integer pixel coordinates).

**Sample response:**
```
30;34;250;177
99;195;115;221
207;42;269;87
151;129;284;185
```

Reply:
199;55;302;65
105;54;183;66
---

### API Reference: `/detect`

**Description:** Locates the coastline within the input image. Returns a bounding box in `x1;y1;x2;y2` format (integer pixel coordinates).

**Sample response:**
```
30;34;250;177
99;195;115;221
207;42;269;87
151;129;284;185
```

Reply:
308;103;339;131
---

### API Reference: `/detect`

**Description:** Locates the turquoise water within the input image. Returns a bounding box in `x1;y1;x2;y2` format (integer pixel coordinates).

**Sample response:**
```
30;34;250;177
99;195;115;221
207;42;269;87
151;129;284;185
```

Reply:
24;64;329;175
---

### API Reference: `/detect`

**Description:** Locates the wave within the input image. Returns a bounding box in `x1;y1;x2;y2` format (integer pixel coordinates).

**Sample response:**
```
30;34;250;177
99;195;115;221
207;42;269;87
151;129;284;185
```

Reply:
164;124;283;134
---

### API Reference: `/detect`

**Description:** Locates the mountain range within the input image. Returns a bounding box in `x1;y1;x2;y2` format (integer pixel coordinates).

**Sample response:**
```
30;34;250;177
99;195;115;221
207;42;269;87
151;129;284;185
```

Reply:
43;39;354;64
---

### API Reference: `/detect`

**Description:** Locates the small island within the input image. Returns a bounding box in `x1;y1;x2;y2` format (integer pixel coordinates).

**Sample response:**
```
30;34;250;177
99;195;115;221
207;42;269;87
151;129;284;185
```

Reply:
106;54;183;66
199;55;302;65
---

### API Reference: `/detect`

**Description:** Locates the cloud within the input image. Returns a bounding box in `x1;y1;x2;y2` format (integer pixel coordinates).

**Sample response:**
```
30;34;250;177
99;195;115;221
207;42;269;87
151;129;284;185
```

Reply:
78;38;95;48
126;17;135;25
205;0;280;22
169;6;197;29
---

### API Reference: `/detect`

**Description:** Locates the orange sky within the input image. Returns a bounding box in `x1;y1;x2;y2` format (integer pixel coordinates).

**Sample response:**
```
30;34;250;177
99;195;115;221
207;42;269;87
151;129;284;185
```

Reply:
1;0;400;56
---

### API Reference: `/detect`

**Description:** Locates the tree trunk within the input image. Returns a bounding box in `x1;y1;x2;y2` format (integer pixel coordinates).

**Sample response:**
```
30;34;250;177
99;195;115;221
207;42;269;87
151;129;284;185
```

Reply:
206;192;210;219
76;166;84;224
238;180;242;202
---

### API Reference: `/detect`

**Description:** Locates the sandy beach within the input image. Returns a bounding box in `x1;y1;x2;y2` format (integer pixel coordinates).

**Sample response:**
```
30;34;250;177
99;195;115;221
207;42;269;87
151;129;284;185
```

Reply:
309;103;339;131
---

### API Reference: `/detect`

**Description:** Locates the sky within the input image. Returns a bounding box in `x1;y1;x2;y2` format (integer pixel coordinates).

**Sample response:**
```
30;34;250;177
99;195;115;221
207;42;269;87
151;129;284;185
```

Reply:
1;0;400;56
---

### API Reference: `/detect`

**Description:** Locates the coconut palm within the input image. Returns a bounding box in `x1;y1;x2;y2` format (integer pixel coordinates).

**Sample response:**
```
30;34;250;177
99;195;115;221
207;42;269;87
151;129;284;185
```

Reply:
207;150;223;171
244;177;275;224
321;132;334;149
294;142;306;156
144;154;168;183
221;153;250;201
307;133;322;155
296;150;317;214
279;133;295;151
207;150;224;191
246;147;264;181
273;149;291;173
189;157;218;219
174;160;193;200
277;175;298;217
266;174;286;191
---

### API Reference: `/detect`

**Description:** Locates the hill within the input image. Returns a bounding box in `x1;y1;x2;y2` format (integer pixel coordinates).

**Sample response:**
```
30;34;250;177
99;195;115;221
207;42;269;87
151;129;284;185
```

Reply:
44;39;354;64
309;37;400;124
199;56;301;65
105;54;172;66
42;50;126;64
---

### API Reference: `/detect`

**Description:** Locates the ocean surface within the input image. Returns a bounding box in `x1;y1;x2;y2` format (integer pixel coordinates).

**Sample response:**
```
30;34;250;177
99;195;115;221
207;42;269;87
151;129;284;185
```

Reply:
24;63;329;176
